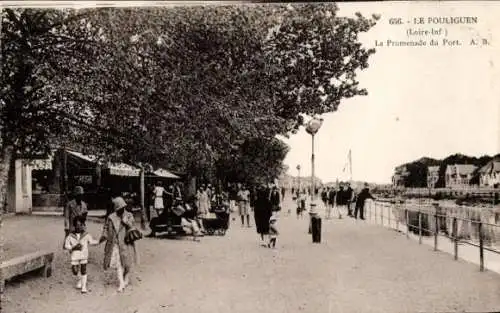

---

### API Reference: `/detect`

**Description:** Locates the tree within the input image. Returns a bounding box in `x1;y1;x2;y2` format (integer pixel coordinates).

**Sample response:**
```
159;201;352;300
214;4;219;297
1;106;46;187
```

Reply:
1;4;379;210
74;4;378;177
216;137;290;186
264;3;379;131
1;8;111;213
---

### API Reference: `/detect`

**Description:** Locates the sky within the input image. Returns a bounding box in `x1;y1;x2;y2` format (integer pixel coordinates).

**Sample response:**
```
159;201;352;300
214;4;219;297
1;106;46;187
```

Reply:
280;1;500;184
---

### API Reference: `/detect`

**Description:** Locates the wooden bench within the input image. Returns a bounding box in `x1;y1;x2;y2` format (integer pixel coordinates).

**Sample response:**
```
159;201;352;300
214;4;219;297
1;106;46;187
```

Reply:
0;251;54;292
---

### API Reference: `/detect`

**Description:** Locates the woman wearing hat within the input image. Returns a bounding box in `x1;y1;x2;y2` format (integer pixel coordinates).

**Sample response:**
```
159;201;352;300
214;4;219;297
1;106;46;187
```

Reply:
99;196;139;292
64;186;88;237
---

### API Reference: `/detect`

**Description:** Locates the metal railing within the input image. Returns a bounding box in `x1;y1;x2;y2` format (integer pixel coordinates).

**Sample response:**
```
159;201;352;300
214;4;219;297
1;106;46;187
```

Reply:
365;199;500;272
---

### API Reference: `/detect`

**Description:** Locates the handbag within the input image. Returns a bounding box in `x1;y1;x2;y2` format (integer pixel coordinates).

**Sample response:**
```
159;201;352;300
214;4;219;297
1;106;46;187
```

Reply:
125;228;143;244
172;204;186;217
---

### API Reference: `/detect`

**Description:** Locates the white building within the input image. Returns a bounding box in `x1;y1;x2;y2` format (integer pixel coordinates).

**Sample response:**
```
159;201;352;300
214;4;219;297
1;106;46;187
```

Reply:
6;158;52;214
427;166;440;188
445;164;477;188
479;160;500;187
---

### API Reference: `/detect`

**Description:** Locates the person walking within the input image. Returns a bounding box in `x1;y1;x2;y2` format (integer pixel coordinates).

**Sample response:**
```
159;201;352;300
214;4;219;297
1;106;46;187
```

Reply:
152;182;166;217
335;184;345;219
345;182;354;217
64;216;101;293
298;191;307;219
100;197;140;292
206;184;213;212
327;187;336;219
281;187;286;202
228;183;238;214
267;214;279;249
321;188;329;217
254;184;272;244
237;185;251;227
64;186;88;240
354;183;376;220
196;186;210;218
270;186;281;213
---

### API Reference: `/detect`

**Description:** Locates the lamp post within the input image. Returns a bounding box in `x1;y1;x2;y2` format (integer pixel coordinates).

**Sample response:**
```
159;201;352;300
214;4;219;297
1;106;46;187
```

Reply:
296;164;301;193
305;116;323;241
305;116;324;215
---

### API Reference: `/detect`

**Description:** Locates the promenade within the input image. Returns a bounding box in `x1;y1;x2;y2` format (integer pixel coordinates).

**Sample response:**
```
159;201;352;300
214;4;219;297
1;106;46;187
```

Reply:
2;199;500;313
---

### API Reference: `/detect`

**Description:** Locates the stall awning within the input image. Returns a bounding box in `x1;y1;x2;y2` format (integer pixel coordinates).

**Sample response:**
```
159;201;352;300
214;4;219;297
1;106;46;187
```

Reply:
106;163;141;177
29;158;53;170
67;150;98;163
153;168;180;179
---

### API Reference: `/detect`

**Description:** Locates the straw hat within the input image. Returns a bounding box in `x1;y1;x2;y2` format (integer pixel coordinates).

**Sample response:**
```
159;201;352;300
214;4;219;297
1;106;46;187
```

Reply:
112;197;127;211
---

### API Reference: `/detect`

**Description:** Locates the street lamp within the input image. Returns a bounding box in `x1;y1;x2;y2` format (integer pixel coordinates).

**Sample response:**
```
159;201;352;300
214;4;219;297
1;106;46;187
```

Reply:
296;164;301;192
305;116;324;215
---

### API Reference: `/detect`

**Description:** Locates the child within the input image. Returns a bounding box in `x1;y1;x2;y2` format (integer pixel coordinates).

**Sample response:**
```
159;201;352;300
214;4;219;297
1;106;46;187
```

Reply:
64;216;100;293
268;214;279;248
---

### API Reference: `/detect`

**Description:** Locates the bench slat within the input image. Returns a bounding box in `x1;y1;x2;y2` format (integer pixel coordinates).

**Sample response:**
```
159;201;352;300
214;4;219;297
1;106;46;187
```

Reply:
1;251;53;267
1;251;53;281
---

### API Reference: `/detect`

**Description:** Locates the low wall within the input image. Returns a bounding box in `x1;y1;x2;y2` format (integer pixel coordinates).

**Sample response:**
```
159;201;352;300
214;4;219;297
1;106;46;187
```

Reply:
32;192;107;211
32;194;64;208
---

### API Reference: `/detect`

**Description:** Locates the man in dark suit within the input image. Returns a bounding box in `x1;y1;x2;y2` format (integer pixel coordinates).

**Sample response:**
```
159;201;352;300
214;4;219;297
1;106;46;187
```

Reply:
345;183;354;217
354;183;375;220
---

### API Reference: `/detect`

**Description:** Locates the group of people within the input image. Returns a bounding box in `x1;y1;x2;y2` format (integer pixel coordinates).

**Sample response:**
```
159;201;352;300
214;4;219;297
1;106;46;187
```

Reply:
319;182;375;220
320;182;355;219
62;180;373;295
226;183;281;247
64;186;141;294
150;181;223;239
290;182;375;220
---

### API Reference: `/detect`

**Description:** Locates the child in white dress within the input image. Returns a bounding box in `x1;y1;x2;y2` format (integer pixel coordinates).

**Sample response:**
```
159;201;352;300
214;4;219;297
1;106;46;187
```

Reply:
64;216;100;293
268;214;279;249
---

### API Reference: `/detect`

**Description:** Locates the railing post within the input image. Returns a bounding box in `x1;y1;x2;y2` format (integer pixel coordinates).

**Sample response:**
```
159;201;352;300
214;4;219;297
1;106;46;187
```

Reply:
381;203;384;226
387;204;391;228
396;201;399;231
434;212;438;251
406;209;409;239
479;222;485;272
433;203;439;251
453;217;458;261
375;202;378;224
418;210;422;244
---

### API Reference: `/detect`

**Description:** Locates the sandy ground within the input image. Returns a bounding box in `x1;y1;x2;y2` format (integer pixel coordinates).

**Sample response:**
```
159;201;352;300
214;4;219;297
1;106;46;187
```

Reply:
2;197;500;313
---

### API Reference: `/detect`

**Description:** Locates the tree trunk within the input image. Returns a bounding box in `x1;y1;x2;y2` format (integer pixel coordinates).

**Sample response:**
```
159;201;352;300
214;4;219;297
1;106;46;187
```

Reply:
0;145;15;296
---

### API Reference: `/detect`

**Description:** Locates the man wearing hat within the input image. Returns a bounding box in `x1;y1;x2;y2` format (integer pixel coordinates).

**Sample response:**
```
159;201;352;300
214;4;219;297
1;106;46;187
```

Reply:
64;186;88;237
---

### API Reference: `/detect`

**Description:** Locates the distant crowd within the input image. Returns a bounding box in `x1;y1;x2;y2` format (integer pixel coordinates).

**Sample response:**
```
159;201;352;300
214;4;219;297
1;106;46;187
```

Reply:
292;182;375;220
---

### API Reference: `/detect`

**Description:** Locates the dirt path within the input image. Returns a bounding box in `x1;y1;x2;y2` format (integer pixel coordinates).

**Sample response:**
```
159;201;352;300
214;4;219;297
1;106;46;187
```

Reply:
3;202;500;313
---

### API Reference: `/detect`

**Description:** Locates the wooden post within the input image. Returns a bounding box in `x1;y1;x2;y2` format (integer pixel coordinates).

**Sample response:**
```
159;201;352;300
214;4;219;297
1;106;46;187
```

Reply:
433;203;439;251
406;209;409;239
479;222;485;272
418;210;422;244
381;203;384;226
387;204;391;228
140;167;145;211
453;217;458;260
434;212;438;251
139;166;146;225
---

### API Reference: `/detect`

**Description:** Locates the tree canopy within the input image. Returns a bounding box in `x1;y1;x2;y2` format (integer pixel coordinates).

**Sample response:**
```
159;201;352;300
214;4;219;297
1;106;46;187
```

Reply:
1;4;378;192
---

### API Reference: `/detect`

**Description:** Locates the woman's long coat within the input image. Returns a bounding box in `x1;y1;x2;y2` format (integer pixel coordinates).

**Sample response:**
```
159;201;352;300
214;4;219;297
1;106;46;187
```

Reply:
254;187;272;235
101;211;138;273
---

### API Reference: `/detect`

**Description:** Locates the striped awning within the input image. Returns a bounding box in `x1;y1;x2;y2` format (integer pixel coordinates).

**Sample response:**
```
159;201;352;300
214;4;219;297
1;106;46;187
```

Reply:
107;163;141;177
153;168;180;179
